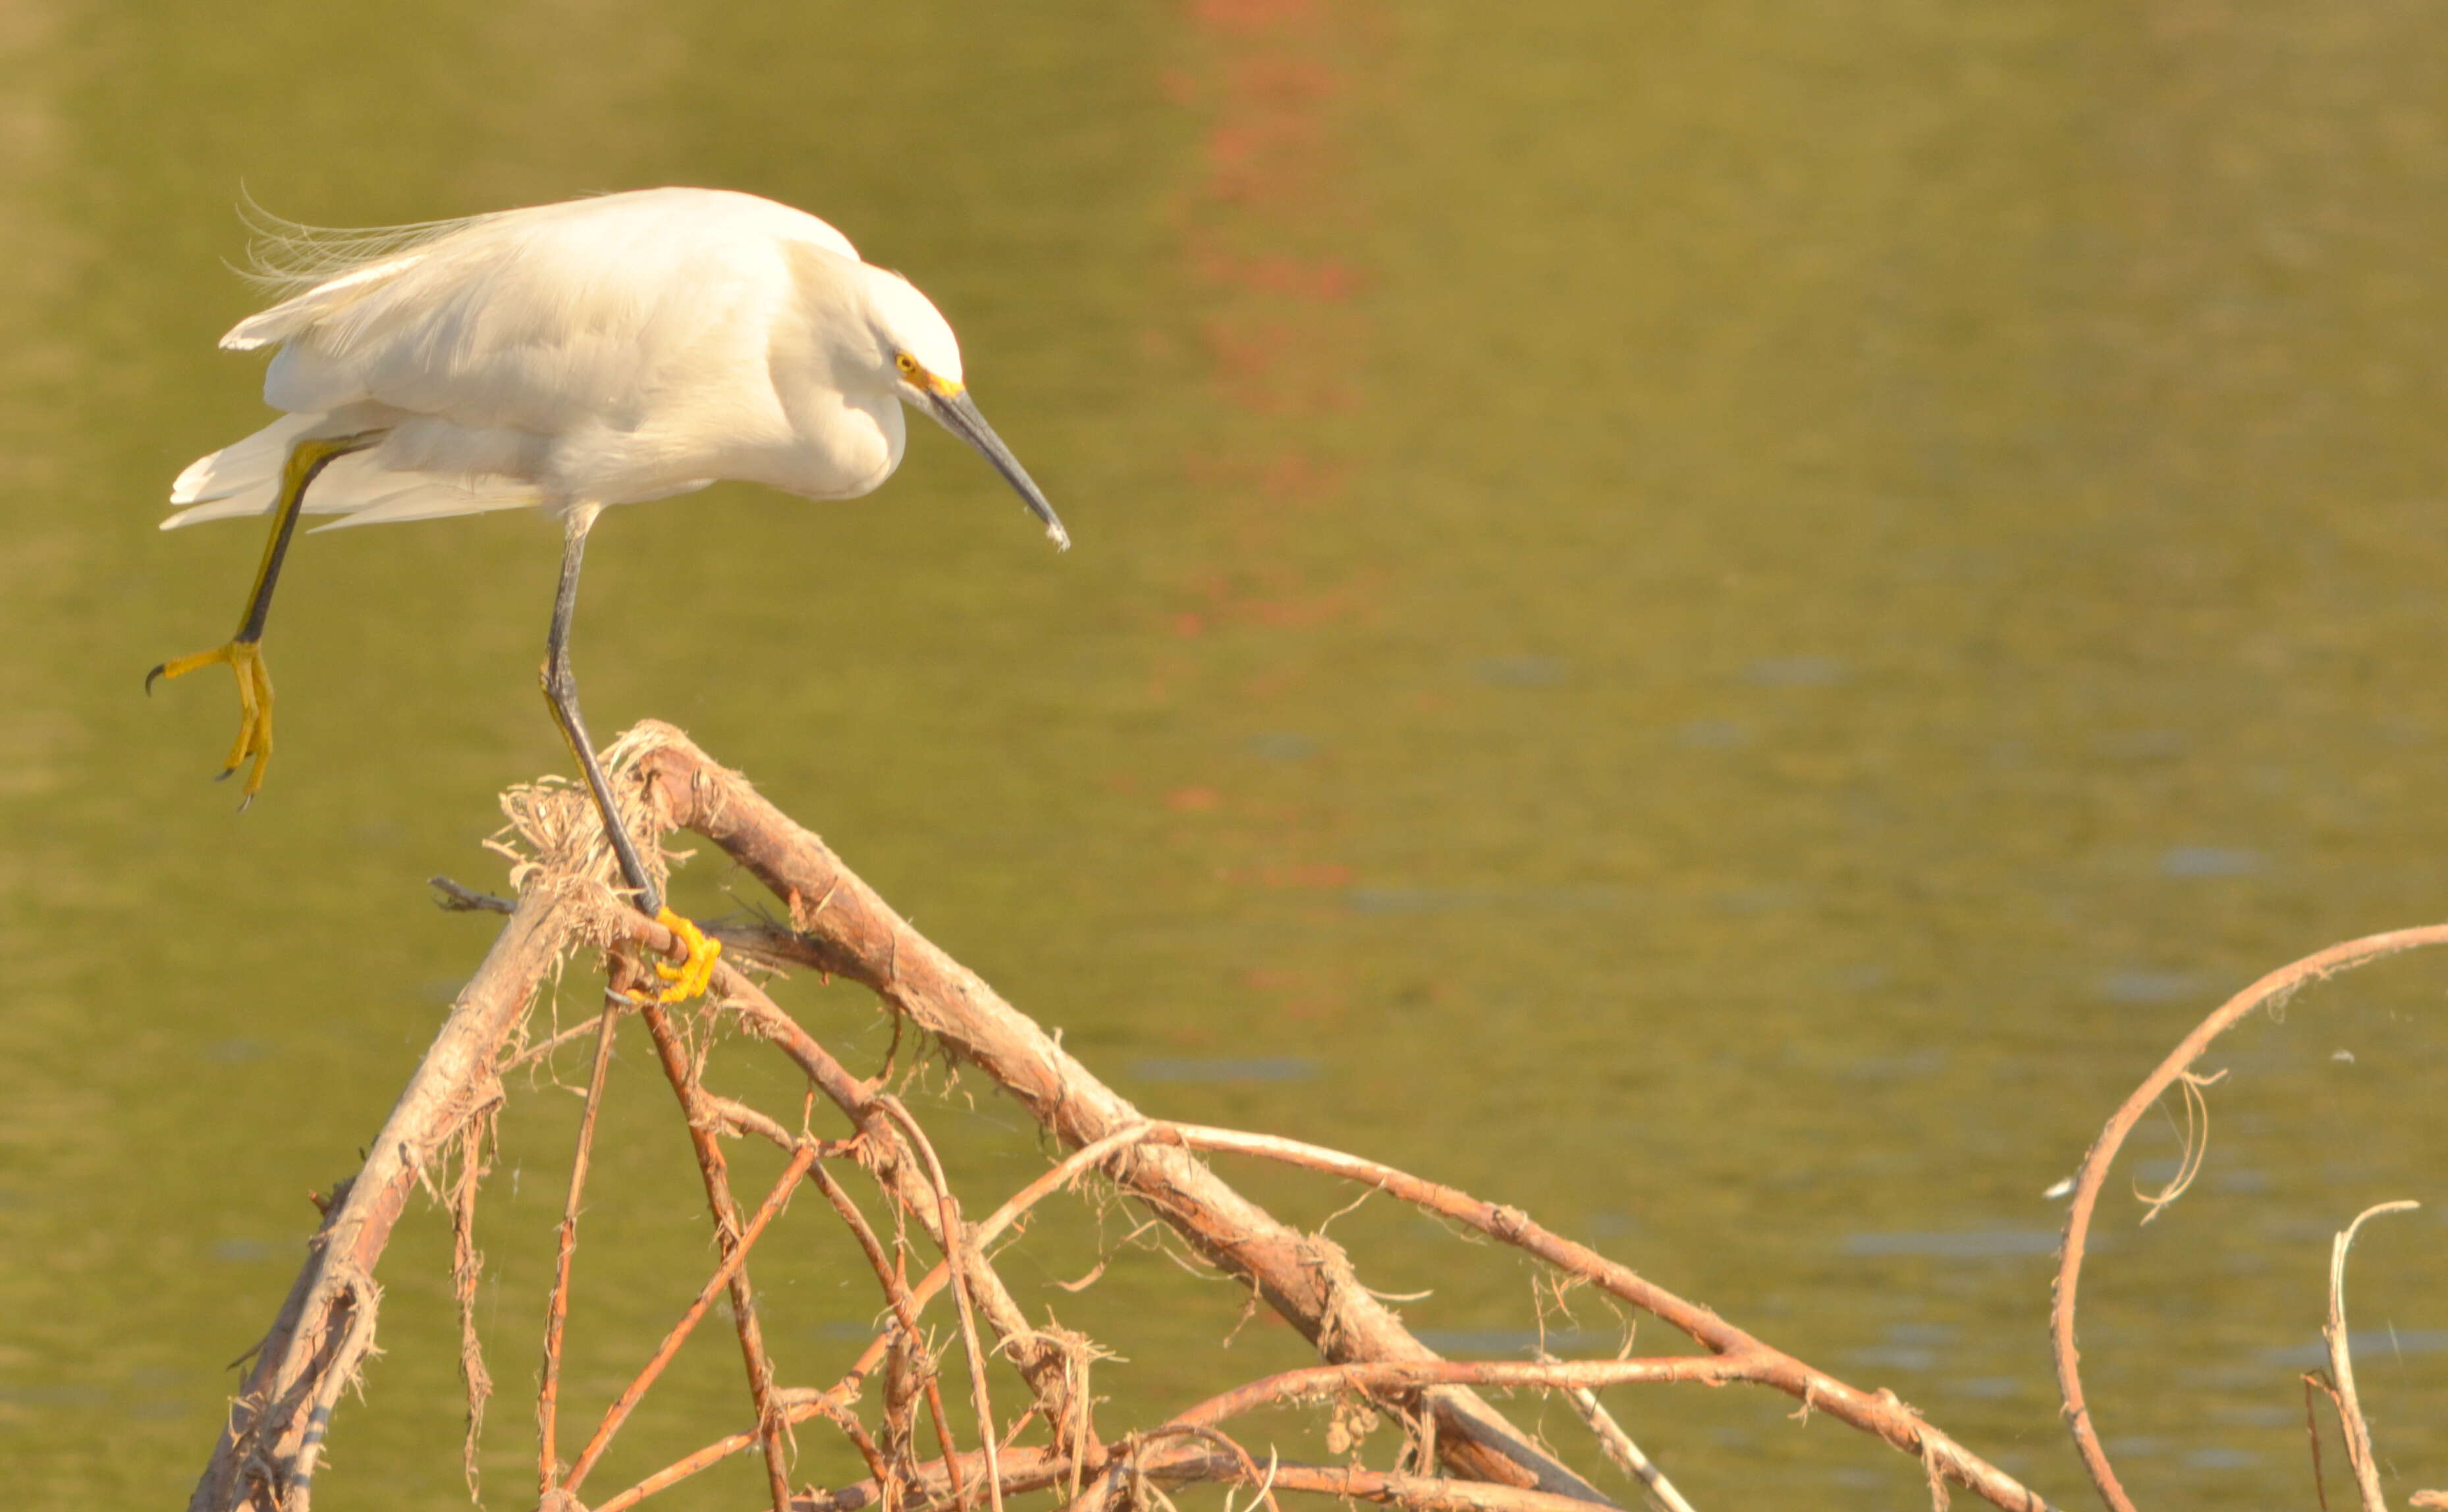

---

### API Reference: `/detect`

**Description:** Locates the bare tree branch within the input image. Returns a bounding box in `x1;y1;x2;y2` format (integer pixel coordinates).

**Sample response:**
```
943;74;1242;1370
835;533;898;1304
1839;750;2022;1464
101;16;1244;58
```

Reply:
186;726;2093;1512
2048;924;2448;1512
187;884;570;1512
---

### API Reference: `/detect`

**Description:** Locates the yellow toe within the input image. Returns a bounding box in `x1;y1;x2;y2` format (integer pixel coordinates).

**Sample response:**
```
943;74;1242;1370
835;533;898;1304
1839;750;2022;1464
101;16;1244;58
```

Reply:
153;638;277;801
653;905;722;1003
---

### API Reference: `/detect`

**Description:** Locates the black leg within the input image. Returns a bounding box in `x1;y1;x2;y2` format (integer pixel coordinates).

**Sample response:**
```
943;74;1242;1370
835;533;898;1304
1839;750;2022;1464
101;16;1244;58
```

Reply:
236;433;375;643
543;502;664;917
149;430;383;803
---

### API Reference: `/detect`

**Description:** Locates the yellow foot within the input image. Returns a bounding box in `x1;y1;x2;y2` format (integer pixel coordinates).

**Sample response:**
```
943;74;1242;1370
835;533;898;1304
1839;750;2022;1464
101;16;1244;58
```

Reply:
147;638;274;803
653;906;722;1003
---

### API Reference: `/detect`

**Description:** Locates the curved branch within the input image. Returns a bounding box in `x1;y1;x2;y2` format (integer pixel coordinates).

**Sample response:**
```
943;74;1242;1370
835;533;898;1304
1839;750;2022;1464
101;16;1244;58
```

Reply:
2048;924;2448;1512
1147;1124;2045;1510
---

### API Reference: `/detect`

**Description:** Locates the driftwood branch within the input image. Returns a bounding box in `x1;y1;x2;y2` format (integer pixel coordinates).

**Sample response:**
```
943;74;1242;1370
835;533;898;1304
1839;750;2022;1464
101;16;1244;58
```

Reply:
189;722;2074;1512
629;726;2048;1510
188;884;572;1512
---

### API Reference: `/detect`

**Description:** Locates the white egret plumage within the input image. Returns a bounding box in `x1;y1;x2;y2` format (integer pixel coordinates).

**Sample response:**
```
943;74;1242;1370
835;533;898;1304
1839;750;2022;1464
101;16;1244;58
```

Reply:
150;187;1068;995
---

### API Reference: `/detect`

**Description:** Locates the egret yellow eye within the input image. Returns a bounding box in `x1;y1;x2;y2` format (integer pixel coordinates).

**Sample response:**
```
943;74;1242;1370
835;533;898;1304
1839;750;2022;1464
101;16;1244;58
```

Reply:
895;352;920;377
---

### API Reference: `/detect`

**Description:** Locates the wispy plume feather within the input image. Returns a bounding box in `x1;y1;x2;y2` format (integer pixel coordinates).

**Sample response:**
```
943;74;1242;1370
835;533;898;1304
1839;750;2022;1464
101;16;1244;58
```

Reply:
232;187;500;296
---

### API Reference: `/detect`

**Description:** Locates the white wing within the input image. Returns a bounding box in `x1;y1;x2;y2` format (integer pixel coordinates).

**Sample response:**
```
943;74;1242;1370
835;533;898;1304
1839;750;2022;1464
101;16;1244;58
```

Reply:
167;188;866;529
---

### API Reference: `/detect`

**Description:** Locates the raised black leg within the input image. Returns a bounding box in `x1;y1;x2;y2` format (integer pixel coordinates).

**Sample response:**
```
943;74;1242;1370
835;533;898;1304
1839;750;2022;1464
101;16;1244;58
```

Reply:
149;430;383;803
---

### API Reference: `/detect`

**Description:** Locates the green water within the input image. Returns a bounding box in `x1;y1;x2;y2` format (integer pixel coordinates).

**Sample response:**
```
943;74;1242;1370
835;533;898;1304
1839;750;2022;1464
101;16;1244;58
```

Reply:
4;3;2445;1507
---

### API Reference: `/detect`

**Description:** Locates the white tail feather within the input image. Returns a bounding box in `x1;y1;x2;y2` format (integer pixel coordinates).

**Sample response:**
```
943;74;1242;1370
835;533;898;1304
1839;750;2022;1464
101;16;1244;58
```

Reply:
163;425;541;531
161;495;283;530
169;414;322;504
307;478;540;530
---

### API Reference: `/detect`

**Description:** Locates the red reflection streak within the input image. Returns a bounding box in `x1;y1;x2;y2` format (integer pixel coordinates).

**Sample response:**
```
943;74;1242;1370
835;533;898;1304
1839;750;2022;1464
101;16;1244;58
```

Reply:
1185;229;1365;302
1200;317;1295;412
1191;0;1319;38
1241;966;1350;1025
1163;0;1383;894
1201;318;1360;416
1203;119;1332;206
1228;51;1341;107
1182;566;1383;630
1180;449;1351;504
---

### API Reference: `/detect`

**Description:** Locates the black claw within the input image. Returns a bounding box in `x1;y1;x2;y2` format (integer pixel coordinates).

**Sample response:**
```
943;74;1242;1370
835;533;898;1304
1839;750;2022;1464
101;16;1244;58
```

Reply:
144;663;167;695
215;765;239;783
235;793;255;814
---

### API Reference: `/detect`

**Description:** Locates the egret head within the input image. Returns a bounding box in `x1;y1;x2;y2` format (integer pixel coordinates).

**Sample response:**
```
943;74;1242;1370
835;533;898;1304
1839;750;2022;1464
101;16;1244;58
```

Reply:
864;267;1068;551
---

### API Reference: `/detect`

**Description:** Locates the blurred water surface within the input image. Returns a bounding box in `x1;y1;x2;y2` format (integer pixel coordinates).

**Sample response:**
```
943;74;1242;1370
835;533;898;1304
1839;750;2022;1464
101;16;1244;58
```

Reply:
3;3;2445;1507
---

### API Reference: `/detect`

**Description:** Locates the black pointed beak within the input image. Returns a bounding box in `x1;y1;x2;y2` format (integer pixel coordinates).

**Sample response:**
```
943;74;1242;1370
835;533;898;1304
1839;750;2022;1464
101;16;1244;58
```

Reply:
925;387;1069;551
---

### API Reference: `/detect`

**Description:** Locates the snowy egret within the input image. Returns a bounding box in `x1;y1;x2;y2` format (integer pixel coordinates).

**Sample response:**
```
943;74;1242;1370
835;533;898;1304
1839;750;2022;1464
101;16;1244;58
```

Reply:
150;188;1068;994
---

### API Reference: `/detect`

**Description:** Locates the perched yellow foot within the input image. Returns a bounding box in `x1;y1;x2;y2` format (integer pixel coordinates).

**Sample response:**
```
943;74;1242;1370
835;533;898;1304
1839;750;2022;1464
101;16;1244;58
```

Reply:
147;637;275;803
653;906;722;1003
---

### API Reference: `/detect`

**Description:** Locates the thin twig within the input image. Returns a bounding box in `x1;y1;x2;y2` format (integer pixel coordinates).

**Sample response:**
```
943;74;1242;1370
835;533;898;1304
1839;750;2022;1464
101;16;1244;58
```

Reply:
881;1094;1008;1512
562;973;796;1511
431;875;518;913
1130;1424;1284;1512
969;1124;1159;1254
449;1112;495;1503
807;1160;975;1512
703;1093;803;1152
560;1137;819;1496
1555;1373;1697;1512
589;1384;876;1512
586;938;1087;1512
2326;1200;2418;1512
538;998;621;1498
606;1127;1158;1512
645;923;1089;1430
503;1013;616;1075
2304;1372;2338;1512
